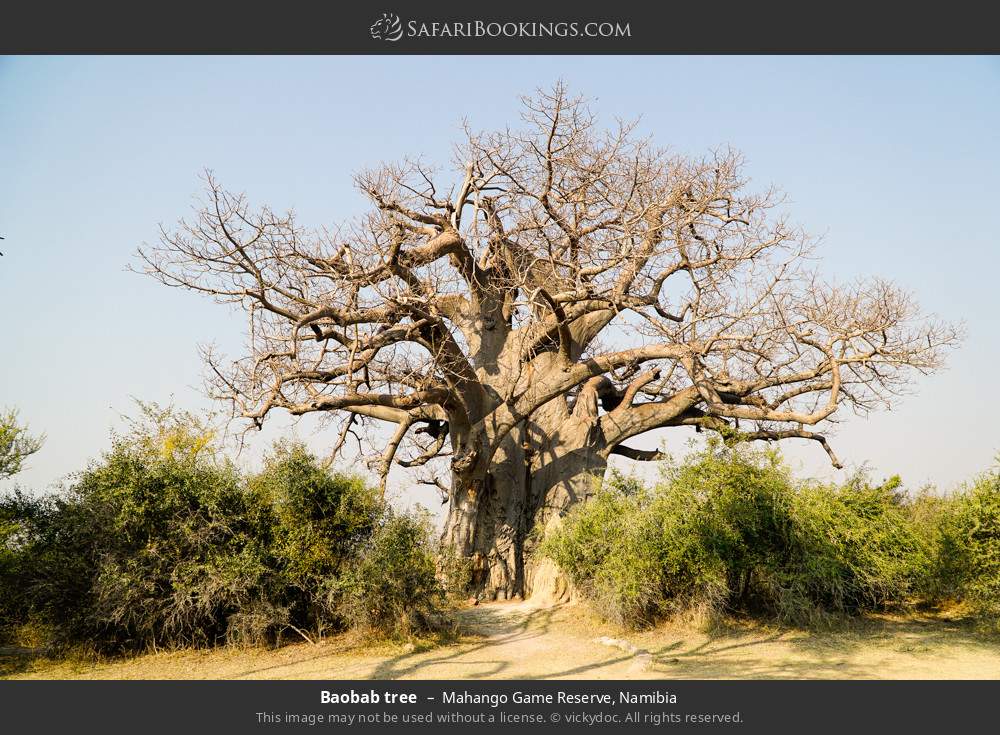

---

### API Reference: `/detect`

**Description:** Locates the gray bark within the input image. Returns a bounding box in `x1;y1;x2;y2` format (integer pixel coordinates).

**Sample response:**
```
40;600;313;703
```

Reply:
442;388;611;600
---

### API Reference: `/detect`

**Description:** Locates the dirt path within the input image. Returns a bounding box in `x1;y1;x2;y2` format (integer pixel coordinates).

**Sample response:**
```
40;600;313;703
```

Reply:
4;601;1000;679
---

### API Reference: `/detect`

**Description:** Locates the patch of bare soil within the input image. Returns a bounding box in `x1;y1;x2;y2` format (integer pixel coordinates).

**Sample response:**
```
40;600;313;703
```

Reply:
4;601;999;680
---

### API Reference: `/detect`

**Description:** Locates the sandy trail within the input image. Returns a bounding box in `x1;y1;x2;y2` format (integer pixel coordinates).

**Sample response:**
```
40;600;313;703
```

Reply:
4;600;1000;679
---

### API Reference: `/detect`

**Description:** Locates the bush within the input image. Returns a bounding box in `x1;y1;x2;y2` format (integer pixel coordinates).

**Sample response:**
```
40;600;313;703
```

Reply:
0;490;45;643
542;471;725;626
776;476;930;624
903;487;968;603
542;443;932;628
897;470;1000;629
337;511;445;637
250;442;383;640
4;407;281;651
952;470;1000;627
0;405;447;652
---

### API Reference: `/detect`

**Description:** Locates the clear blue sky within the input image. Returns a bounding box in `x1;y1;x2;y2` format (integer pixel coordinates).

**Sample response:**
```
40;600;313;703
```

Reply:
2;56;998;505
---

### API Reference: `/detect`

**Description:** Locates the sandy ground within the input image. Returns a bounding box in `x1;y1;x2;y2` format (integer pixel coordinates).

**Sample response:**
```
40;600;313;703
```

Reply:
4;600;1000;680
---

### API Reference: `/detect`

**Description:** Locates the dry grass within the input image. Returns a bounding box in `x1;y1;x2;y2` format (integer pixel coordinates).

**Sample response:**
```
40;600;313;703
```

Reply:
4;601;999;680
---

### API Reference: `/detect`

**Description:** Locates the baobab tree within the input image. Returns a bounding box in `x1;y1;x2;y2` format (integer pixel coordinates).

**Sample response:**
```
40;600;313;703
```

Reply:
140;85;958;599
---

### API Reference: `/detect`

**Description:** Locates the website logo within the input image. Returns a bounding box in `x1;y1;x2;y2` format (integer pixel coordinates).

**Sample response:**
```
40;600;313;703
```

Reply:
370;13;403;42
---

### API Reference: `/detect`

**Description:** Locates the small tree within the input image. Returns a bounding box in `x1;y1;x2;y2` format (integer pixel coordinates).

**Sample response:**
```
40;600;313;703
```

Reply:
0;408;44;481
140;84;959;599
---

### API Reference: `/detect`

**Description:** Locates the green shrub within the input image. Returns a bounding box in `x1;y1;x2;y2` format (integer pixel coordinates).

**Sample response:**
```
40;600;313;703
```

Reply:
250;441;383;640
337;511;445;637
954;470;1000;627
6;407;280;651
776;476;930;624
0;490;44;643
0;405;447;652
903;487;968;603
543;470;725;626
543;443;932;628
900;472;1000;628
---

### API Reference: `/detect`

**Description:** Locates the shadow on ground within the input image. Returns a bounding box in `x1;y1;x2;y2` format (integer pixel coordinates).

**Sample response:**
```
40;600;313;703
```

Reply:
0;647;42;678
3;604;998;680
229;603;1000;681
632;612;998;679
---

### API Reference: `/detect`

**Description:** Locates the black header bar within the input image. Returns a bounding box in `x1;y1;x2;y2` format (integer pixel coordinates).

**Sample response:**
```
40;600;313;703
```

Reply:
2;1;997;54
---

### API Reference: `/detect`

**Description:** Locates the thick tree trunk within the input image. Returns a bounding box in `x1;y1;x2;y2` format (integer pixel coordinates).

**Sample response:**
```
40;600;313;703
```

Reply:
441;430;529;598
441;398;610;600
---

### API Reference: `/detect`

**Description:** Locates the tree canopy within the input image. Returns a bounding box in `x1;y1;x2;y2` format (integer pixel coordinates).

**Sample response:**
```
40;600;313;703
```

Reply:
140;84;959;596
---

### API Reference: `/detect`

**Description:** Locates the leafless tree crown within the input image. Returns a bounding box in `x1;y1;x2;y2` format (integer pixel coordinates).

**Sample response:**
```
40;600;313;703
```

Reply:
140;84;959;491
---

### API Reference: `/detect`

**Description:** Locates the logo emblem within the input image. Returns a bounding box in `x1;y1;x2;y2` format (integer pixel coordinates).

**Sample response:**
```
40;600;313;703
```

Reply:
370;13;403;42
